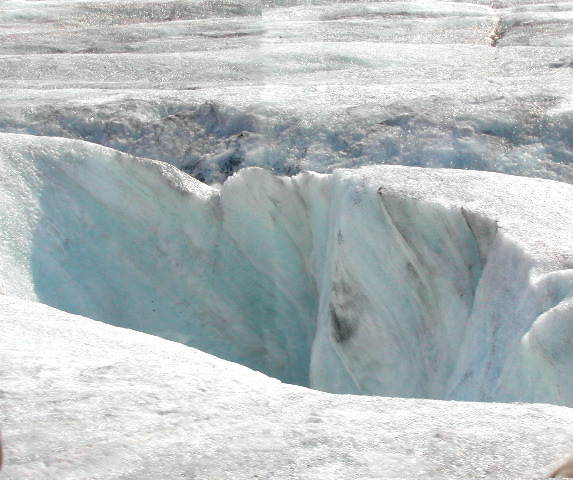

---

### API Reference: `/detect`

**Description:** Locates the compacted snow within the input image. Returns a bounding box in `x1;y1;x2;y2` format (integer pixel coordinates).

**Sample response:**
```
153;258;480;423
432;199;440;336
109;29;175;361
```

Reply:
4;294;573;479
1;0;573;477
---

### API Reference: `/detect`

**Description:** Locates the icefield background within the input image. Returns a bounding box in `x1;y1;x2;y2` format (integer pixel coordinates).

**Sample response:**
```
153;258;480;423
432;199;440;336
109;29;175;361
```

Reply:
1;0;573;478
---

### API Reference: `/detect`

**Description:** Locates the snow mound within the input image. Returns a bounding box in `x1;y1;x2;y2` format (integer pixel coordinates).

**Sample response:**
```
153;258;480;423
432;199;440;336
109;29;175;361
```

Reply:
2;132;573;406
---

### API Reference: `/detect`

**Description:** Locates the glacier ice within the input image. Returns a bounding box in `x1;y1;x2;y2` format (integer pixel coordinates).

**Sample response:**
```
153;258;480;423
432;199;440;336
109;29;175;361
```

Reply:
0;0;572;184
2;132;573;406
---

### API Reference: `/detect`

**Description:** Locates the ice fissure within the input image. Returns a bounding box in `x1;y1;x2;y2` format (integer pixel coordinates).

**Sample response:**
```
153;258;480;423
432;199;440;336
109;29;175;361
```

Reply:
2;133;573;405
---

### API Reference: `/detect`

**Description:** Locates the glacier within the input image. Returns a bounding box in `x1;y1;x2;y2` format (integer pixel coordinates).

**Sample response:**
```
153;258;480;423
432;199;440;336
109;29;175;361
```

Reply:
0;0;572;184
2;0;573;477
2;132;573;406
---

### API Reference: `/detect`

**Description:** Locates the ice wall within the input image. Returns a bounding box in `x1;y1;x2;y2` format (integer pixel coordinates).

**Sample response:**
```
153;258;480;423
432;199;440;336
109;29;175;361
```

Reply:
2;93;573;186
2;132;573;405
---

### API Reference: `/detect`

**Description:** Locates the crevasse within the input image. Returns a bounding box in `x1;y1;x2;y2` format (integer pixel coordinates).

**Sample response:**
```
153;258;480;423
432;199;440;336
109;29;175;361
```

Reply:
2;133;573;405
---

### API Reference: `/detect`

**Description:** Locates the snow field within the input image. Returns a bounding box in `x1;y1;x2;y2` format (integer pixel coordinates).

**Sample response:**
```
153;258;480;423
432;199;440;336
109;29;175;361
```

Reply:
0;0;572;184
1;0;573;476
3;293;573;478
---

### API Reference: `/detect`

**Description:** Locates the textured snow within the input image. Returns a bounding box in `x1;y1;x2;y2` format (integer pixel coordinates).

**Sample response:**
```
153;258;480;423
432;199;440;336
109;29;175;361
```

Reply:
0;0;572;184
3;294;573;479
2;0;573;477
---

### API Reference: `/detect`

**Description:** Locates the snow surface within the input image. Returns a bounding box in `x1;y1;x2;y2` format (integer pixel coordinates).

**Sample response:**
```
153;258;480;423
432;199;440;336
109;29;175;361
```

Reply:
3;293;573;479
2;0;573;477
0;0;572;184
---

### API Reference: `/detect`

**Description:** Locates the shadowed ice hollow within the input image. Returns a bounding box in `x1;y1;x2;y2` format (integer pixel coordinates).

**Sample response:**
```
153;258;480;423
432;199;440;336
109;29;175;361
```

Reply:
2;133;573;406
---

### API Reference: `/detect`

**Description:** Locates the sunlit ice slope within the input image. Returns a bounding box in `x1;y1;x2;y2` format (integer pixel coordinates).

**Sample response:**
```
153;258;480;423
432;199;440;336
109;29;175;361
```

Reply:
3;132;573;405
3;294;573;479
0;0;572;184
